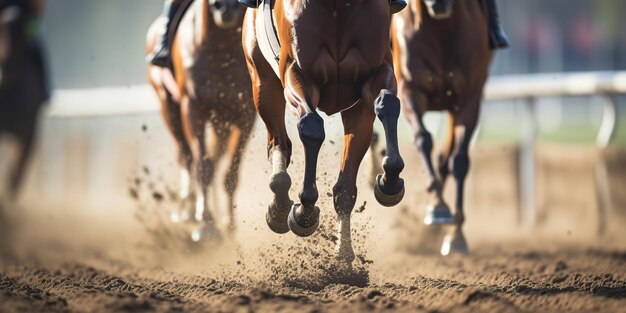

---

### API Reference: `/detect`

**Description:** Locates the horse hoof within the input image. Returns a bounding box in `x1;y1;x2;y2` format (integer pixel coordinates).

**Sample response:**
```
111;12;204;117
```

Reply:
288;203;320;237
440;233;468;256
374;174;405;207
266;203;291;234
423;202;455;225
191;222;222;242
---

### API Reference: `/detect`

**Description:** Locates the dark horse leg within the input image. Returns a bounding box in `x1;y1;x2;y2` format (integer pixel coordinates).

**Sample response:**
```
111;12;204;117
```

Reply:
371;70;405;207
441;99;479;255
285;64;323;237
400;88;454;224
8;125;36;201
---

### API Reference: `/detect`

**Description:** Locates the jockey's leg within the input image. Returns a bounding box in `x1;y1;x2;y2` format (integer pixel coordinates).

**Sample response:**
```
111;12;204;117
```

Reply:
486;0;510;49
389;0;407;14
238;0;258;8
239;0;407;14
147;0;183;67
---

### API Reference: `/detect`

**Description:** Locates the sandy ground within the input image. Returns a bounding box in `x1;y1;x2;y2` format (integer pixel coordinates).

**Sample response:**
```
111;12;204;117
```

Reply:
1;114;626;312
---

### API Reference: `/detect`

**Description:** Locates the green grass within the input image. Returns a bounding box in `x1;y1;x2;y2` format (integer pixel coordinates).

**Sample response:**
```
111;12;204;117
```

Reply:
477;119;626;147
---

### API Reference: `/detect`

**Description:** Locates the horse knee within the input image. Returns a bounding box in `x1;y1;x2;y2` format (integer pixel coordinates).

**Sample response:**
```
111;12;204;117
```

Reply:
333;183;357;216
414;130;433;155
374;90;401;121
297;112;325;150
451;152;469;181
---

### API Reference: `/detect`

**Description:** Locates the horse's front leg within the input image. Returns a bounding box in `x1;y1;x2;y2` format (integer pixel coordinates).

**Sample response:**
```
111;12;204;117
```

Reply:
401;87;454;225
223;122;254;235
181;97;219;242
8;123;36;202
334;103;375;264
363;63;405;207
441;97;480;255
161;92;194;223
284;64;323;237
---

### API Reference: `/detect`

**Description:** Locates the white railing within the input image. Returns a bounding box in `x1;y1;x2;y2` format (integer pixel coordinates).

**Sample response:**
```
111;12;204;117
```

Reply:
484;71;624;231
46;71;624;231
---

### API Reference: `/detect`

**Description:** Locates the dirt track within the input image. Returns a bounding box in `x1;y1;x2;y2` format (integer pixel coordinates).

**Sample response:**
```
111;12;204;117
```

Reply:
1;240;625;312
2;128;626;312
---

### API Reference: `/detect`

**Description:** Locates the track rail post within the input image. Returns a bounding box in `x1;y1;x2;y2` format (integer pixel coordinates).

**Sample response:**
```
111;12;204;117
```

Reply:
519;97;537;229
595;94;618;235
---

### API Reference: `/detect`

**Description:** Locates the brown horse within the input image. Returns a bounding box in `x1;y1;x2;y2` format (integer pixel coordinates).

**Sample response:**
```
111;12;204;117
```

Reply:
147;0;255;241
390;0;492;254
0;5;47;204
243;0;406;264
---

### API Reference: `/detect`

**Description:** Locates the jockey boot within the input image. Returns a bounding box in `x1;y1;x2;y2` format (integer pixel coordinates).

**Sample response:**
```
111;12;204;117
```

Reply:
238;0;258;8
486;0;509;49
389;0;407;14
239;0;407;13
147;1;180;67
31;38;50;103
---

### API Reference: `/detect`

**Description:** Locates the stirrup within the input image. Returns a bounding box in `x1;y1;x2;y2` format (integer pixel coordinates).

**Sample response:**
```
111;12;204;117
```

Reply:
239;0;259;8
147;47;170;68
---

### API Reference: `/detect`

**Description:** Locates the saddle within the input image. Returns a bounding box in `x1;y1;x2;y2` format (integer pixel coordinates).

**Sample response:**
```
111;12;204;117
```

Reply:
165;0;197;66
255;0;281;76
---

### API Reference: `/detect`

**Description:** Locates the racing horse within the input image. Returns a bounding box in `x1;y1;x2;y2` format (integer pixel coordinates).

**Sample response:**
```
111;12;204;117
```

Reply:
390;0;493;254
0;4;48;203
147;0;255;240
243;0;406;264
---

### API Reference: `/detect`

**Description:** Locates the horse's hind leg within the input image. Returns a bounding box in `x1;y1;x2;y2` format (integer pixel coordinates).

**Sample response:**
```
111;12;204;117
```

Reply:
334;102;375;264
368;132;383;189
285;64;323;237
441;101;479;255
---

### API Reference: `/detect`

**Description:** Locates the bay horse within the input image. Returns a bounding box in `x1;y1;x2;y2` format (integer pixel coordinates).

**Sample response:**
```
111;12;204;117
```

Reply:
391;0;492;254
243;0;406;264
147;0;255;241
0;5;47;204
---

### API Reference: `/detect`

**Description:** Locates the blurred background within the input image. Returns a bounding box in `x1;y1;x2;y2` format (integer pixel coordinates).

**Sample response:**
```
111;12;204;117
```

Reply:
1;0;626;250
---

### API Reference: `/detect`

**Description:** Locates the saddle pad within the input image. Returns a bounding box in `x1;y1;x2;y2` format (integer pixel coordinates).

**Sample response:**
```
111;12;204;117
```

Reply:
256;0;281;77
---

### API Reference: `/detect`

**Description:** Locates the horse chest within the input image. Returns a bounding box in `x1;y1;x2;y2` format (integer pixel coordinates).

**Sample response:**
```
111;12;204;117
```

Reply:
187;37;252;111
416;68;466;111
